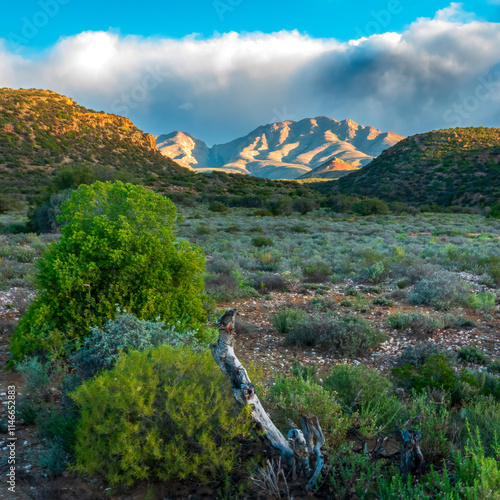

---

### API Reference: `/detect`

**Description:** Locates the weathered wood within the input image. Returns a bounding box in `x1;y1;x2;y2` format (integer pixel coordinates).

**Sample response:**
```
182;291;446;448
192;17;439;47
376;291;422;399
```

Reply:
212;308;325;490
212;309;295;463
400;430;424;477
302;415;325;492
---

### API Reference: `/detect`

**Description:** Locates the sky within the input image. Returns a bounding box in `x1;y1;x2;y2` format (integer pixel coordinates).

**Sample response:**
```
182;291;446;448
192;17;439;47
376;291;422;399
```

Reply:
0;0;499;144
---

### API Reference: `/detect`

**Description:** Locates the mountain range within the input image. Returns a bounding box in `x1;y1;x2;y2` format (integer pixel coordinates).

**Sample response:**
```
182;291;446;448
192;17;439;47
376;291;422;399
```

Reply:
156;117;404;180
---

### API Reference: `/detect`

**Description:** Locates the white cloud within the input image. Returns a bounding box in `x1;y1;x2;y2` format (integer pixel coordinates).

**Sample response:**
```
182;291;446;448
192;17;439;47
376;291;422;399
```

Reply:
0;7;499;144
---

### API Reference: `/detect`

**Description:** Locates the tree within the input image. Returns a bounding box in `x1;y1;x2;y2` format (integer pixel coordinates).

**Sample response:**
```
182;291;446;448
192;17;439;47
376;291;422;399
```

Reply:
10;181;206;362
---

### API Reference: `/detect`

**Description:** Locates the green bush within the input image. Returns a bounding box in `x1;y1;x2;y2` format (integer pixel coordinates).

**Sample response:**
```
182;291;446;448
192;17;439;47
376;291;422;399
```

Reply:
372;296;395;307
251;236;274;248
458;345;489;365
378;429;500;498
71;346;251;486
463;397;500;456
10;182;207;362
209;200;228;213
289;224;309;233
37;438;68;477
71;312;205;381
468;292;496;313
323;364;401;434
387;312;442;334
286;313;385;357
397;340;456;368
352;198;389;216
271;308;306;334
303;261;331;282
392;354;490;404
488;358;500;374
267;374;350;449
407;271;470;310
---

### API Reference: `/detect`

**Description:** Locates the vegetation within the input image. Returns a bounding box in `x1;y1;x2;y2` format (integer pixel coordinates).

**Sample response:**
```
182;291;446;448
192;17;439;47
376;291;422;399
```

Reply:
71;346;251;486
0;93;499;496
10;181;206;362
319;127;500;210
0;88;186;204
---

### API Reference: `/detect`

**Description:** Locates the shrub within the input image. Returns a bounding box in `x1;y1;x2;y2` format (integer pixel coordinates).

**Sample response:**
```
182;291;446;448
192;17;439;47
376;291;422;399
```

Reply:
289;224;309;233
10;182;207;362
37;439;68;477
352;198;389;216
255;250;282;271
398;391;454;465
303;261;331;282
271;308;306;334
323;364;401;434
29;189;73;234
392;354;485;404
468;292;496;313
397;341;456;368
488;359;500;374
463;397;500;456
209;200;228;213
71;346;251;486
387;312;442;334
407;271;470;310
457;345;489;365
372;296;395;307
393;354;457;393
360;261;388;284
286;313;385;357
71;313;205;381
253;209;273;217
267;374;350;449
250;273;287;294
251;236;274;248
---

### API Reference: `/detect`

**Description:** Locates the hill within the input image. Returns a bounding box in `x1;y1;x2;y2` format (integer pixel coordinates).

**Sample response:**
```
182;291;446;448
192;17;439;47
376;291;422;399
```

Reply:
297;156;359;180
319;127;500;208
0;88;187;202
157;117;404;179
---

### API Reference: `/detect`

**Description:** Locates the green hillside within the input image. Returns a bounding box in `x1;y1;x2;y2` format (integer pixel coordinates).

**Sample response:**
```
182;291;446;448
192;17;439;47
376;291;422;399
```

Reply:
0;88;186;202
320;127;500;209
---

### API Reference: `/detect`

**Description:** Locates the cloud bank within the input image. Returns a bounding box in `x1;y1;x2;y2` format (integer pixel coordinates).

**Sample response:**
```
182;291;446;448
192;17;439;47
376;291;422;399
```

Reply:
1;4;499;144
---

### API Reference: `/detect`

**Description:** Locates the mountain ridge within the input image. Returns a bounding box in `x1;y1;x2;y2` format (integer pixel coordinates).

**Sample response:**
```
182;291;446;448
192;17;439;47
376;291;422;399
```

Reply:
0;88;187;202
319;127;500;208
157;117;404;180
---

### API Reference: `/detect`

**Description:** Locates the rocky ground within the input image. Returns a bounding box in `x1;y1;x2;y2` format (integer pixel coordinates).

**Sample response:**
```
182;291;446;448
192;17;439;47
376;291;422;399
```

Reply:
0;277;499;499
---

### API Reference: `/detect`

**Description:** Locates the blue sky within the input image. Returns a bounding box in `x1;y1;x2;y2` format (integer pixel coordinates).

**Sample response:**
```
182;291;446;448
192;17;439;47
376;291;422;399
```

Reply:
2;0;498;48
1;1;499;143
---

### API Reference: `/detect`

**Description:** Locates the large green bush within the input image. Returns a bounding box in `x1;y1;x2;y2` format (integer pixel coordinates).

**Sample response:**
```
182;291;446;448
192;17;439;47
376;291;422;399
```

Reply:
71;346;251;486
10;182;206;362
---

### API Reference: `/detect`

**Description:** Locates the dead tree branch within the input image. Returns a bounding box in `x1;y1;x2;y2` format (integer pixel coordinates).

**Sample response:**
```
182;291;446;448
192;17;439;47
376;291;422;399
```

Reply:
212;309;325;492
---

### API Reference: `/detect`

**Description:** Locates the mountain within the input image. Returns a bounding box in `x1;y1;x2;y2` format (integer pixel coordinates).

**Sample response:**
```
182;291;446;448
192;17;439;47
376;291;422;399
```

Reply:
0;88;187;202
297;157;359;180
157;117;404;180
320;127;500;208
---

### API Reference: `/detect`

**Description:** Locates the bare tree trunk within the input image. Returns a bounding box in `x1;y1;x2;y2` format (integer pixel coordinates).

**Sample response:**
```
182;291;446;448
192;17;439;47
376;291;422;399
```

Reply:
212;309;324;492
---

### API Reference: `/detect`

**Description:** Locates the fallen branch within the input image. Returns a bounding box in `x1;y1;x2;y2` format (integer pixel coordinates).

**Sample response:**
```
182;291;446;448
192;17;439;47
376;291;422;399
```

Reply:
212;309;325;491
